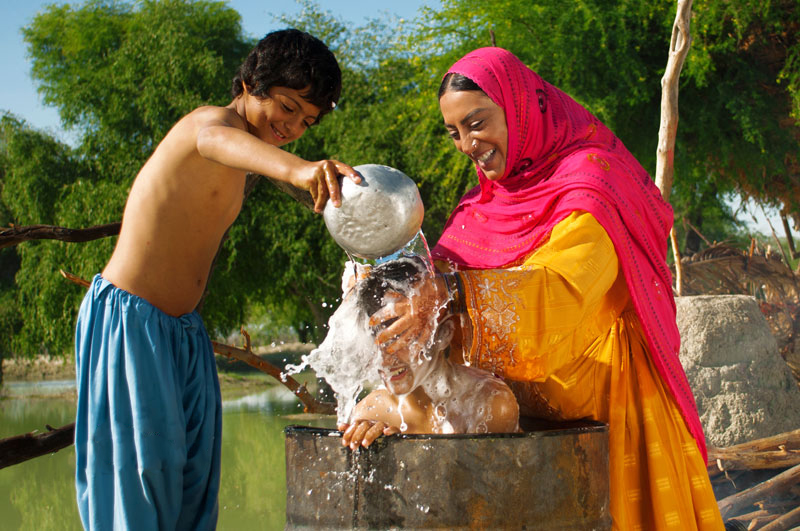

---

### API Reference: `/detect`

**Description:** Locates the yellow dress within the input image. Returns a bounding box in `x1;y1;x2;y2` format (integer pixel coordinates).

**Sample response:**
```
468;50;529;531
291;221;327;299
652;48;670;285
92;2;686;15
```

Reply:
449;211;724;530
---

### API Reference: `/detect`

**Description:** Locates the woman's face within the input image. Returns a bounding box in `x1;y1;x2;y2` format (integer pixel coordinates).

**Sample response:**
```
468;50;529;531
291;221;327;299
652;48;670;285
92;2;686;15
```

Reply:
439;89;509;180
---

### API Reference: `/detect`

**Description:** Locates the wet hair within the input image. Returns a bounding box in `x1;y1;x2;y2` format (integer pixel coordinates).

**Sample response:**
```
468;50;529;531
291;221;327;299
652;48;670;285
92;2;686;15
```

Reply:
231;28;342;122
356;256;428;319
438;72;484;99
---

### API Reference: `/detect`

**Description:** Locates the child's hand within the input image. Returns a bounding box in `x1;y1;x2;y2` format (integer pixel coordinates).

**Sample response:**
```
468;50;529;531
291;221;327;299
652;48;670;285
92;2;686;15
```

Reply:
338;420;400;450
291;159;361;213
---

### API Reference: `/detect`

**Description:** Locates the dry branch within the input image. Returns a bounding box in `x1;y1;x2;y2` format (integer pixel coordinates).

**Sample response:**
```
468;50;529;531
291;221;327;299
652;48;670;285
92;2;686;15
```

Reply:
211;328;334;415
717;463;800;519
758;504;800;531
656;0;693;293
655;0;693;200
0;423;75;470
0;222;121;249
261;173;315;211
708;429;800;474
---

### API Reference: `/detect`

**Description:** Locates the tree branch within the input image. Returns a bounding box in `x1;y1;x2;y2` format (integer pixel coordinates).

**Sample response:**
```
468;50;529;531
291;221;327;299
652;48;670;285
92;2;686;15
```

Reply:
0;330;334;471
0;423;75;470
212;328;334;415
261;173;315;212
657;0;693;295
0;222;121;249
655;0;693;201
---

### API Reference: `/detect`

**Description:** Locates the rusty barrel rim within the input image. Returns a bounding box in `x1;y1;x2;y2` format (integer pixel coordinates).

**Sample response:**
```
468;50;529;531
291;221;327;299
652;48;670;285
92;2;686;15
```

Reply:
284;418;607;440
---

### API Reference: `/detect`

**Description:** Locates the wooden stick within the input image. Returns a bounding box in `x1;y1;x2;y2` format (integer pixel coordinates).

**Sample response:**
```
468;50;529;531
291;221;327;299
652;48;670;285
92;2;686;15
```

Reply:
758;505;800;531
749;514;781;530
0;222;121;249
671;228;683;295
709;429;800;456
717;463;800;519
709;447;800;474
656;0;693;293
60;269;90;288
0;423;75;470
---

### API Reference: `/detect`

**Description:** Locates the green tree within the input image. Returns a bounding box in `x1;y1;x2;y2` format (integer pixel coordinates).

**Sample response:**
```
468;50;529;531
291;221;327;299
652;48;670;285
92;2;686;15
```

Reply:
1;0;251;356
406;0;800;253
7;0;800;357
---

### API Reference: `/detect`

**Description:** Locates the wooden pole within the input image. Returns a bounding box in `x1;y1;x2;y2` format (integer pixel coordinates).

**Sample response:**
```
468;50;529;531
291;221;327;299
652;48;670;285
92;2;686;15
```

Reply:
656;0;694;294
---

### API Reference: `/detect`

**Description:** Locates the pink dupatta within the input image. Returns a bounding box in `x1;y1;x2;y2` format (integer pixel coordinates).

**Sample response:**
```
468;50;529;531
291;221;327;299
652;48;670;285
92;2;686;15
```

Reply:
431;47;707;461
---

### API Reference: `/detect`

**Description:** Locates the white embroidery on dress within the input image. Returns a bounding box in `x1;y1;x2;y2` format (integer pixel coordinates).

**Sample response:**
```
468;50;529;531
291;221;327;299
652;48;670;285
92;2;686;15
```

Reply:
474;270;523;375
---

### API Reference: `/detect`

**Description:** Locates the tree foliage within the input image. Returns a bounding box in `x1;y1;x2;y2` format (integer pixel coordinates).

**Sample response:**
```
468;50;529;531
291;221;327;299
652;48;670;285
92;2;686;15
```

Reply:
1;0;799;356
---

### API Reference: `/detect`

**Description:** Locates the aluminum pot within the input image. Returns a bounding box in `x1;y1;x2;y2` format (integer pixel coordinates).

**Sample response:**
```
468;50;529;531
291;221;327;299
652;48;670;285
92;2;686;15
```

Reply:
323;164;424;260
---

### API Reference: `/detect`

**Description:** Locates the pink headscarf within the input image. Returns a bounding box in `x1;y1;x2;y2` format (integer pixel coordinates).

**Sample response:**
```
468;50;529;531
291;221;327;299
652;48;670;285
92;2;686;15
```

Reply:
431;47;707;461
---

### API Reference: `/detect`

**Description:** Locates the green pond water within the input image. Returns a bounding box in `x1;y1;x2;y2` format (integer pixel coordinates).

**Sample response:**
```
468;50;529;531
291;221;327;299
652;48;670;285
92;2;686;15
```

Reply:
0;380;335;530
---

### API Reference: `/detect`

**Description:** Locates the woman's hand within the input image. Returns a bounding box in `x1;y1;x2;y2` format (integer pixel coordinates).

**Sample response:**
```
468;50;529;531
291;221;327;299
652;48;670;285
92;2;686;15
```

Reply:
368;274;449;356
338;420;401;450
289;159;361;213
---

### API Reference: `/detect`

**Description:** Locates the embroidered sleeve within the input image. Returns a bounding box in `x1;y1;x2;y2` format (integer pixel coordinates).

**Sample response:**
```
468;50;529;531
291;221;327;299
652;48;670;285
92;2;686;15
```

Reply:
459;211;620;382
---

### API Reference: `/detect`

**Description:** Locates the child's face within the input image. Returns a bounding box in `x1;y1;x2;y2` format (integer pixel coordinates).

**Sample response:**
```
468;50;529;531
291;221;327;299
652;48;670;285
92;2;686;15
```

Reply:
246;86;321;147
378;342;436;396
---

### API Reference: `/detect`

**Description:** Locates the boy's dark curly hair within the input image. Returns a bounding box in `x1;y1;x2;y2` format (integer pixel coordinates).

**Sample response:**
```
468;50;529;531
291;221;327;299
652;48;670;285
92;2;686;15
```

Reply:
231;28;341;123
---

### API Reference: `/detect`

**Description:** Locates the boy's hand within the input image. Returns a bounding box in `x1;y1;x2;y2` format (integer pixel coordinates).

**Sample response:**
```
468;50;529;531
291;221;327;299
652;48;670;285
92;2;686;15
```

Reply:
338;420;400;450
291;159;361;213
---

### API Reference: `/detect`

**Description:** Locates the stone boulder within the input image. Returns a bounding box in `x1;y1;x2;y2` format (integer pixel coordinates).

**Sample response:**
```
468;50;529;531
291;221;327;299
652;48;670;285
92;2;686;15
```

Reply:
676;295;800;447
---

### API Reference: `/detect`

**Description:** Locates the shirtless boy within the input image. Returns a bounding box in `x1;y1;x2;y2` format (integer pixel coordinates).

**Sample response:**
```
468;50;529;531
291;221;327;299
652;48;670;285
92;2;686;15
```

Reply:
338;257;519;449
74;29;359;530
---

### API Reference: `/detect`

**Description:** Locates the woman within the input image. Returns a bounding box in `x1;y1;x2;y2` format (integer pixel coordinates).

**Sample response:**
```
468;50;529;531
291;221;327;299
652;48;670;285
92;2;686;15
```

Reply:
371;47;724;529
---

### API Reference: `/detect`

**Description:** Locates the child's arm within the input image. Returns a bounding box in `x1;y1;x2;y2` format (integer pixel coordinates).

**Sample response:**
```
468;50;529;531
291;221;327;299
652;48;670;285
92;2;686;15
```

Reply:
484;381;521;433
194;106;360;212
338;389;401;449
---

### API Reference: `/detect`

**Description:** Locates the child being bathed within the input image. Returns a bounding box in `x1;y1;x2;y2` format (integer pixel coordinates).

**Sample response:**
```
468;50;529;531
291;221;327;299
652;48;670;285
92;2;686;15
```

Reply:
338;256;520;450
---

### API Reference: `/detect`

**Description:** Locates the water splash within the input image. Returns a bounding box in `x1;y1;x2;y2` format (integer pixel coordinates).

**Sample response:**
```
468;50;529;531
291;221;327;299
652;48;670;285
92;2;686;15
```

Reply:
285;292;381;425
286;230;441;426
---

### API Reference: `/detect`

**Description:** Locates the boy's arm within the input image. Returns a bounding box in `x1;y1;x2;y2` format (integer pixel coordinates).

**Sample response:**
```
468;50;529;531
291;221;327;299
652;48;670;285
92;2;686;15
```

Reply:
194;107;360;212
338;389;401;449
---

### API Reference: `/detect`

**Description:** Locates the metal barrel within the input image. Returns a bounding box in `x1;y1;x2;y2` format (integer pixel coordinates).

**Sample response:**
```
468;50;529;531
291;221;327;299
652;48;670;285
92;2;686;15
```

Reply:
284;420;610;530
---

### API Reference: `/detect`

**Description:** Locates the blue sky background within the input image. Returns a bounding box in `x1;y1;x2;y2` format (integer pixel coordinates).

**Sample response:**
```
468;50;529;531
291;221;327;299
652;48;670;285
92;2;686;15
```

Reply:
1;0;429;141
0;0;781;234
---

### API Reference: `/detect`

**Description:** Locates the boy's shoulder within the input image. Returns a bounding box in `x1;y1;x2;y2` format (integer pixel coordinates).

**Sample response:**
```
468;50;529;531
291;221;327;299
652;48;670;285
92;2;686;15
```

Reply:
183;104;246;130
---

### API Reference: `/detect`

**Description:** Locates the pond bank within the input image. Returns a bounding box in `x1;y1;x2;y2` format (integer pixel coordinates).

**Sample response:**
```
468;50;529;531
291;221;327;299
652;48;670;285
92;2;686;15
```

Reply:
1;341;318;401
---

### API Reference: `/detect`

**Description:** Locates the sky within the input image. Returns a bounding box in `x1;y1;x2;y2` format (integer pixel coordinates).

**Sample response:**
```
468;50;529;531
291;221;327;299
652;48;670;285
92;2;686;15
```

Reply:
0;0;430;143
0;0;781;235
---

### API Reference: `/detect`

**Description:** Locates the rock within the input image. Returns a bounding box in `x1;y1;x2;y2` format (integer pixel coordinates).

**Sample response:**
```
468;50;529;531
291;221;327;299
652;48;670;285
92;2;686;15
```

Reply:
676;295;800;447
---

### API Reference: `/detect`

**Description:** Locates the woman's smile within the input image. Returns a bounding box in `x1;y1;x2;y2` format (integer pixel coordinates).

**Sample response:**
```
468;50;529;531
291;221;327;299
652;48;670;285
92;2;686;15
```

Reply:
439;89;508;180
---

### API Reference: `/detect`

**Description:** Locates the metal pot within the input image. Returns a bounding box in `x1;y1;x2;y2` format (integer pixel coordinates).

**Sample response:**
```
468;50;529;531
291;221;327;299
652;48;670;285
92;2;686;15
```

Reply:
284;420;611;529
323;164;424;260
